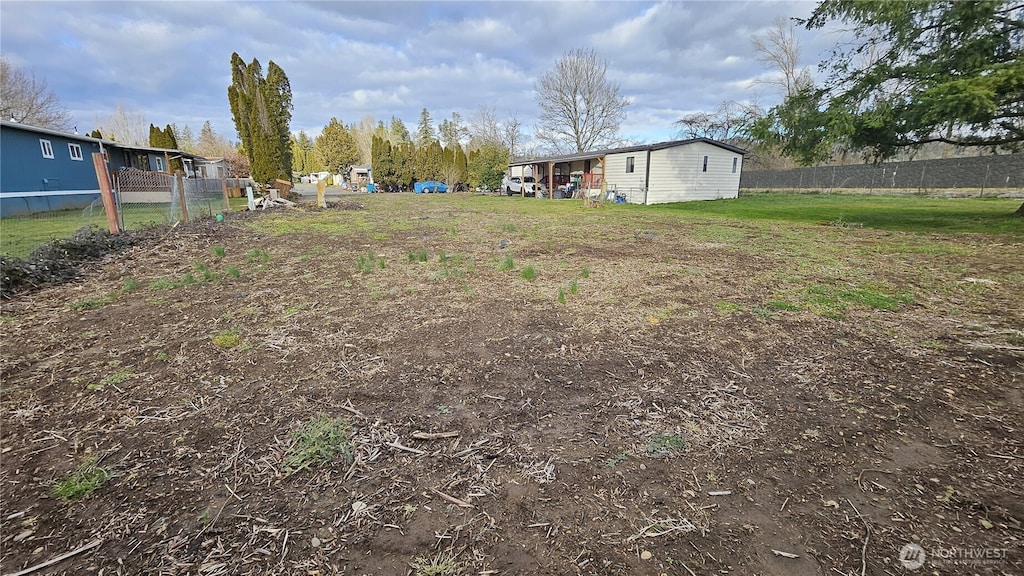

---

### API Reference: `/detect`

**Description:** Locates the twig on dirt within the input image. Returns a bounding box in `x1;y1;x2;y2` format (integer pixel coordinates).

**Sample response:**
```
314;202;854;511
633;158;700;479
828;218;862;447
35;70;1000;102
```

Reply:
431;488;473;508
225;483;243;502
780;497;790;511
707;490;732;496
387;441;425;455
411;431;459;440
771;549;800;559
338;401;365;419
847;498;869;576
6;539;102;576
856;468;893;491
627;517;697;541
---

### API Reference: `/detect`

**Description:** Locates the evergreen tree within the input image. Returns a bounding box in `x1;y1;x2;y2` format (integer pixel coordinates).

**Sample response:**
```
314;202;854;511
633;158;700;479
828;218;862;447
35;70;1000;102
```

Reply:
227;53;293;185
454;142;469;184
315;117;359;176
467;141;509;190
149;123;163;147
415;108;435;148
393;142;415;189
390;115;411;144
371;135;393;187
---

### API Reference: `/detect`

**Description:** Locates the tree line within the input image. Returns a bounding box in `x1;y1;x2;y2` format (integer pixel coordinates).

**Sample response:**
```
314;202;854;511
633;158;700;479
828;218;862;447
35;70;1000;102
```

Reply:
5;1;1020;204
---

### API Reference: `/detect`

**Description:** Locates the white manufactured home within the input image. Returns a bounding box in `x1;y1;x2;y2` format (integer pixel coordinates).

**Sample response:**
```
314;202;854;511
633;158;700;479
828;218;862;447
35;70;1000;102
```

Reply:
508;138;745;204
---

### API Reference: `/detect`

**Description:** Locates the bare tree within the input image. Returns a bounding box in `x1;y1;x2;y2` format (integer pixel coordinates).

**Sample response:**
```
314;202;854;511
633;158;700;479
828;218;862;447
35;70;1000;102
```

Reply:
501;113;523;161
751;16;812;98
351;114;376;165
534;48;629;153
94;103;149;146
0;57;71;130
468;106;503;149
675;101;763;145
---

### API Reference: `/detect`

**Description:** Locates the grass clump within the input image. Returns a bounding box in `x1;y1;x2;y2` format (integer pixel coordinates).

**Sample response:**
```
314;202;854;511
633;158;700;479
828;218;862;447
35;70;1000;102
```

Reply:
283;415;352;474
211;246;226;258
498;254;515;272
211;329;243;349
88;370;132;391
70;296;112;311
357;251;385;273
246;248;270;264
646;434;687;458
408;249;428;263
520;265;536;281
51;459;112;502
410;550;462;576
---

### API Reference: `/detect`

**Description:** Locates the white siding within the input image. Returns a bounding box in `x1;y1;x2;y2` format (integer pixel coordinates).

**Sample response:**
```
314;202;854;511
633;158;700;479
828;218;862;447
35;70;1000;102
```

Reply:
603;152;648;203
646;141;742;204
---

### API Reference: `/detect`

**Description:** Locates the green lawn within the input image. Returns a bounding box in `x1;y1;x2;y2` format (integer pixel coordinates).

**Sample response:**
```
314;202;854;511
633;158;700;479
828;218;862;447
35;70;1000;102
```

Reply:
650;193;1024;234
3;193;1021;259
0;198;249;259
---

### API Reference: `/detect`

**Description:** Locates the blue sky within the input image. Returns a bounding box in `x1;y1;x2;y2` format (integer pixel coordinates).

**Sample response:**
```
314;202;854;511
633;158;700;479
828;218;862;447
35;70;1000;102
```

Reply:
0;1;836;149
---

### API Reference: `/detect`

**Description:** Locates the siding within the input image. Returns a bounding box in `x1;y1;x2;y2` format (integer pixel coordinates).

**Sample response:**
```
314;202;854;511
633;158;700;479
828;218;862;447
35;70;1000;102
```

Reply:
604;152;648;203
646;142;741;204
0;127;103;193
1;125;104;217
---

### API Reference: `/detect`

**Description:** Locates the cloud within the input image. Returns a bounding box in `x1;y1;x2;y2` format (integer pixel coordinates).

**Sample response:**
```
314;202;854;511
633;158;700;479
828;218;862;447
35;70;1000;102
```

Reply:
0;0;835;148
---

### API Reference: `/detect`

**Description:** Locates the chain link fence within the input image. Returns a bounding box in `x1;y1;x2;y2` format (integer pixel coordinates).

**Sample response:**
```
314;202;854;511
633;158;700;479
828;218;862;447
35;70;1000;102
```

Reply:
2;171;242;259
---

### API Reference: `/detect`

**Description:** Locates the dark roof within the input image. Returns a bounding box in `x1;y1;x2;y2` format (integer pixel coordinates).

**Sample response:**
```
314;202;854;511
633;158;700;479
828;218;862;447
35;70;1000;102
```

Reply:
1;120;204;159
509;138;747;167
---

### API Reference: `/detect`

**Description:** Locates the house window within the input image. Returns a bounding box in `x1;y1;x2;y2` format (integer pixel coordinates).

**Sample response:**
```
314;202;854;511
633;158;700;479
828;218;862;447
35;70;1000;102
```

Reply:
702;155;708;172
40;139;54;159
68;143;83;161
732;157;738;173
626;156;635;173
154;156;164;172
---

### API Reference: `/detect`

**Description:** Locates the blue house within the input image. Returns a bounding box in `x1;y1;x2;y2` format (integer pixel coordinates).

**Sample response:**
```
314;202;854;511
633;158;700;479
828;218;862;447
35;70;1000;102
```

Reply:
0;120;108;217
1;120;204;218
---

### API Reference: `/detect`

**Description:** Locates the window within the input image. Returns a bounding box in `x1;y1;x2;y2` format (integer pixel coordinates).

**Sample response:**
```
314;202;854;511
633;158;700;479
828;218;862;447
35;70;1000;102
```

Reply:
154;156;164;172
40;139;54;159
626;156;635;173
732;157;738;173
68;143;83;161
702;155;708;172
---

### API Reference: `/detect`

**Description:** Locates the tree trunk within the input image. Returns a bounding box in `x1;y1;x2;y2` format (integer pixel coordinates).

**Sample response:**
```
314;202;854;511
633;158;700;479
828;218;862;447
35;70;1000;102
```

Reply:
1015;201;1024;217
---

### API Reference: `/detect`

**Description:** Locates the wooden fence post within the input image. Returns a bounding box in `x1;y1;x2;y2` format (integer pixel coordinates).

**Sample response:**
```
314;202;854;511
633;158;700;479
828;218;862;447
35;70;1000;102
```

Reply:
176;171;189;223
220;171;231;212
92;152;120;234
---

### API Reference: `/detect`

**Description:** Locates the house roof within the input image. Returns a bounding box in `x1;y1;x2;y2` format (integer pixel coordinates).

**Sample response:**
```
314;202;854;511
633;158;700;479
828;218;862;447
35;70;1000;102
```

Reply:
1;120;204;160
509;138;747;167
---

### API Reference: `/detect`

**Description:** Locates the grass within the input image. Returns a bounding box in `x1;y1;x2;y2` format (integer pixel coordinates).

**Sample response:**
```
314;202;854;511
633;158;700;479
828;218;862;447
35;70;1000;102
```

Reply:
653;193;1024;234
498;254;515;272
51;459;112;502
211;330;243;348
409;550;461;576
88;370;132;391
646;434;687;458
520;265;537;280
283;415;352;474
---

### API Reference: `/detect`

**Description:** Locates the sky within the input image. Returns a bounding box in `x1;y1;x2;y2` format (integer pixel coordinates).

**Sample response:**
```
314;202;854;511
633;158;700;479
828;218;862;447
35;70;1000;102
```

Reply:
0;0;840;150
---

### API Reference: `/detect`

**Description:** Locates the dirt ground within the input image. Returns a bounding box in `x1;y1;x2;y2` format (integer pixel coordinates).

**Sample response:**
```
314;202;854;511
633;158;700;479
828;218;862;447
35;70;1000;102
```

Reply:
1;195;1022;575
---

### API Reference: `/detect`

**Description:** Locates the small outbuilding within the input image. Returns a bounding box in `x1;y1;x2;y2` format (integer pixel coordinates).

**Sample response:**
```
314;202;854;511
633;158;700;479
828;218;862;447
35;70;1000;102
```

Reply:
508;138;746;204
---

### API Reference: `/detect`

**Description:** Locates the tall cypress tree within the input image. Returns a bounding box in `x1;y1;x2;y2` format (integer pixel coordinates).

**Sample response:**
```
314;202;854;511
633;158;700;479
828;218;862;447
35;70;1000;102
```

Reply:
228;53;293;185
